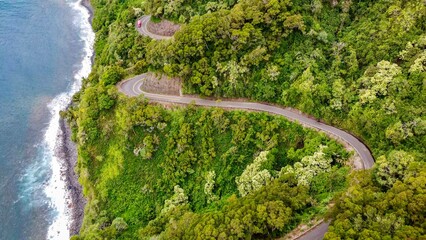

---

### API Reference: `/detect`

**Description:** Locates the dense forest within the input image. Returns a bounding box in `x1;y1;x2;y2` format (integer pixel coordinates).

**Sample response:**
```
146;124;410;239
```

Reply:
68;0;425;239
68;93;350;239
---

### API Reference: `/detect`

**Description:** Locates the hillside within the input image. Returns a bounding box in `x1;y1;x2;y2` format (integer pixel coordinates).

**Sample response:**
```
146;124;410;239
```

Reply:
68;0;425;239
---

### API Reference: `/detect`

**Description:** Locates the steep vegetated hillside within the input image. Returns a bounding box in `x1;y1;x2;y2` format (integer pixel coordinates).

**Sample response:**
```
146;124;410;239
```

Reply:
145;0;237;22
69;0;425;239
70;92;350;239
146;0;425;157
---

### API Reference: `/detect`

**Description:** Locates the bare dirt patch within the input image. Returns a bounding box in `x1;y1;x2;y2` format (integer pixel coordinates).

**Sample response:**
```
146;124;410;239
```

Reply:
141;72;182;95
147;19;180;36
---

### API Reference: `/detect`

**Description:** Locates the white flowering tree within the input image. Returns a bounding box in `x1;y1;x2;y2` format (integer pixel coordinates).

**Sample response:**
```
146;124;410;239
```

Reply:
162;185;188;214
359;60;402;104
280;146;332;186
204;171;218;203
374;150;415;189
236;151;272;197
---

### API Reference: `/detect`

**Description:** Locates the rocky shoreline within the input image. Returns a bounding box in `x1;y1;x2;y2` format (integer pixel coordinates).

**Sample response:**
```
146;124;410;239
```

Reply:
58;0;94;237
58;117;86;236
81;0;93;24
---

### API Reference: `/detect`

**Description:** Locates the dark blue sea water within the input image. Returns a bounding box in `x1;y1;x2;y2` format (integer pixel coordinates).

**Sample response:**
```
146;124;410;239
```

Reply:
0;0;93;239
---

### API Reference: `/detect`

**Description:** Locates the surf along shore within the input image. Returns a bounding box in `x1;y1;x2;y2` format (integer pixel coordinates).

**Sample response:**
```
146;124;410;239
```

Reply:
58;0;93;236
58;116;85;236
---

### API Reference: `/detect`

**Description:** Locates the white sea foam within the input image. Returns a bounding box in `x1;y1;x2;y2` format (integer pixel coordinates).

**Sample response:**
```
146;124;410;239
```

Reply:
44;0;94;239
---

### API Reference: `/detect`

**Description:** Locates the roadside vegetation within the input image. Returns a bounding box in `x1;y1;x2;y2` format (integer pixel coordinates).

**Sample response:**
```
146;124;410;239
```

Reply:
68;88;350;239
69;0;425;239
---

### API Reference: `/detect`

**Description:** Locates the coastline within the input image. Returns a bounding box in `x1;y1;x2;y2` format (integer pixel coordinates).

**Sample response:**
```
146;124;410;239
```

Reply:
58;117;85;236
61;0;94;237
81;0;93;24
80;0;95;64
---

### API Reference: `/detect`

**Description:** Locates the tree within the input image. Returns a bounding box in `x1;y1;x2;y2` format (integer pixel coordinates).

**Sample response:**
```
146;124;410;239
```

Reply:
204;171;218;203
162;185;188;214
358;61;402;104
100;66;124;86
385;121;412;144
280;145;332;186
374;150;415;189
111;217;128;231
326;167;426;240
236;151;273;196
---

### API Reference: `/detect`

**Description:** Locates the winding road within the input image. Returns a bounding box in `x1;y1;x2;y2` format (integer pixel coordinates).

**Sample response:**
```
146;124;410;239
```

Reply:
118;74;374;170
130;15;375;239
136;15;173;40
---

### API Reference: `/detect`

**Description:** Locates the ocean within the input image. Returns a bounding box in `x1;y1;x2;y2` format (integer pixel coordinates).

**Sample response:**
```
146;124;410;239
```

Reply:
0;0;93;239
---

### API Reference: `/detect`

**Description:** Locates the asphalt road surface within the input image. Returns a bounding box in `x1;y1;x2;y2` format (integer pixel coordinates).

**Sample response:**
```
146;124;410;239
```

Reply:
118;74;375;170
136;15;173;40
296;222;331;240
